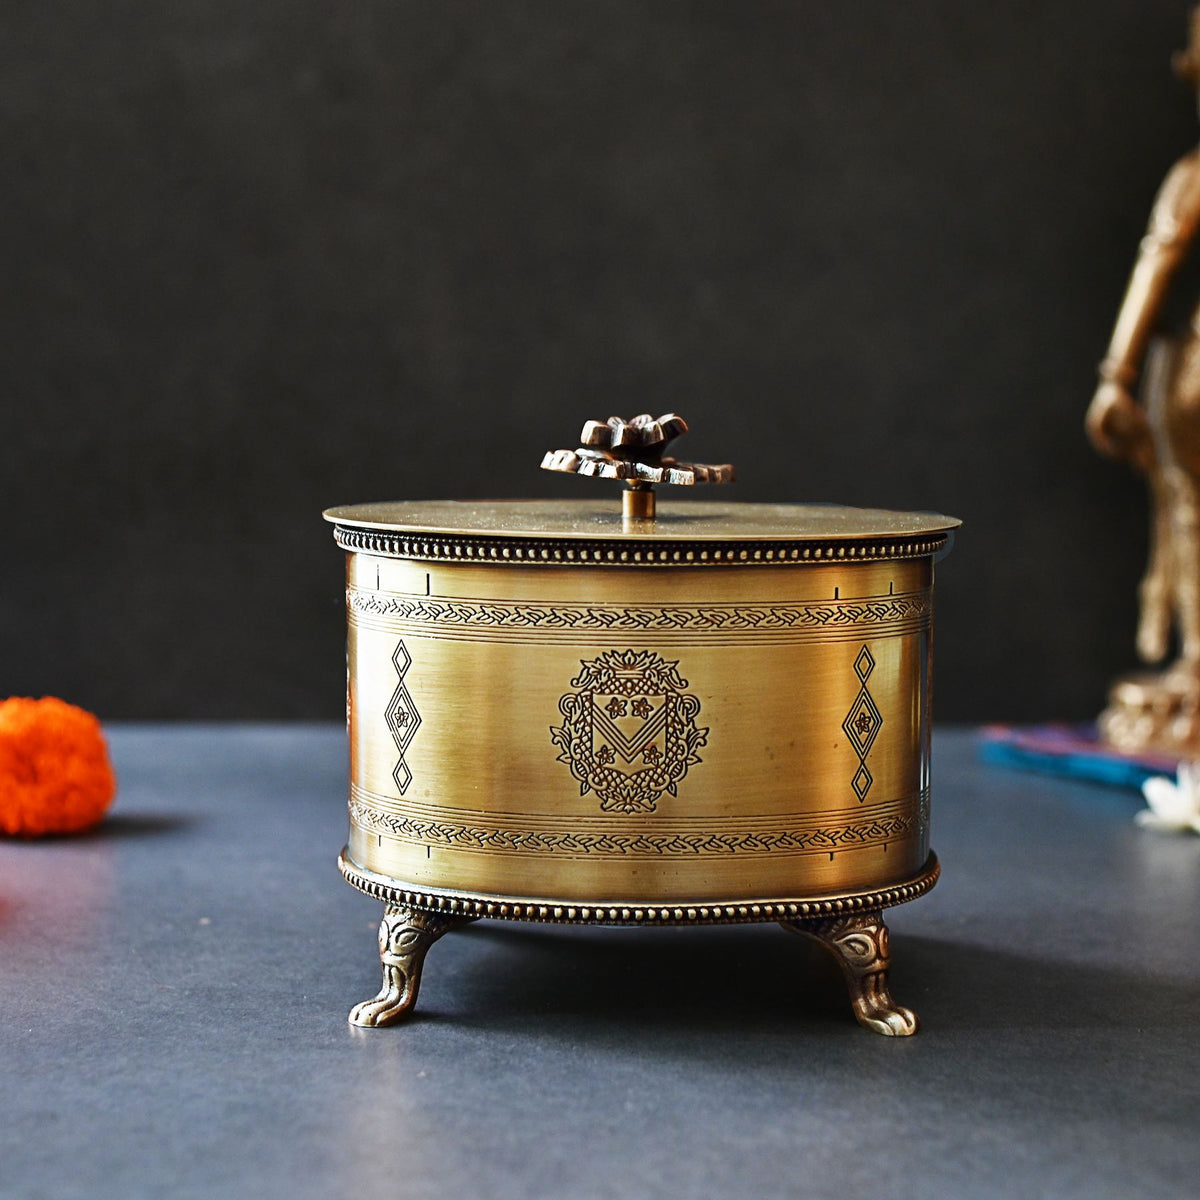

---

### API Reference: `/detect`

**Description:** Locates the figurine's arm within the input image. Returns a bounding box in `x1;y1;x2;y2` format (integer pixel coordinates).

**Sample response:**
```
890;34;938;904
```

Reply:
1087;154;1200;468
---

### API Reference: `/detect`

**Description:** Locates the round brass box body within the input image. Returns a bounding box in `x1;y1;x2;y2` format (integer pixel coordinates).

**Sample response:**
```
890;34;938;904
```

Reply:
326;499;958;1034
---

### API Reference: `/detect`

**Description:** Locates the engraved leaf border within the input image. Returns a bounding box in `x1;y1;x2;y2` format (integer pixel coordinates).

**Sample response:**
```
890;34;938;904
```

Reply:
348;592;930;630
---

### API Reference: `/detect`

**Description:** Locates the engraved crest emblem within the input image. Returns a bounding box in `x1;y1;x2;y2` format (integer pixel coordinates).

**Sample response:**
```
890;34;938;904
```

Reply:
550;649;708;813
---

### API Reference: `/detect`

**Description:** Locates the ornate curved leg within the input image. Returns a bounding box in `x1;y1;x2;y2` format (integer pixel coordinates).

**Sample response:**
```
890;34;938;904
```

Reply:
781;909;918;1036
349;905;464;1028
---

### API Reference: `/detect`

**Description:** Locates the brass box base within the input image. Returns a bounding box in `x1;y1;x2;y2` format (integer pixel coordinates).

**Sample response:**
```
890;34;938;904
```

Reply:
339;851;940;1037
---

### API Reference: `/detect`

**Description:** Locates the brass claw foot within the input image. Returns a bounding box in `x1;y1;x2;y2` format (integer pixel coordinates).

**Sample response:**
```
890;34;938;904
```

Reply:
781;909;918;1037
349;905;462;1028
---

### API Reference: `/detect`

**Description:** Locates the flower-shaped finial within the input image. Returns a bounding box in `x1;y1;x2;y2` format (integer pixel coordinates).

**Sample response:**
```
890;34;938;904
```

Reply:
542;414;734;520
542;413;734;486
1137;762;1200;834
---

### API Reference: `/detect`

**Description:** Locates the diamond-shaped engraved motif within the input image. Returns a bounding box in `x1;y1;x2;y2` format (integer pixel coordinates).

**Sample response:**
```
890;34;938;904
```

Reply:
395;639;412;674
392;759;413;795
853;645;876;683
845;643;882;802
842;689;882;758
386;639;421;796
851;762;874;801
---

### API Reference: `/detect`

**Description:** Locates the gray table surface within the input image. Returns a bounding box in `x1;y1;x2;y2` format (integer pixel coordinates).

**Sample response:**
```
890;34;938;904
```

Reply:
2;726;1198;1200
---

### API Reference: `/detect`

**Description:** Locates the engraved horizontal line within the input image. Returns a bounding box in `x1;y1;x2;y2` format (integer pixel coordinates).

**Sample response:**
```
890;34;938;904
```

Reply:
348;617;930;648
333;526;948;567
350;781;923;834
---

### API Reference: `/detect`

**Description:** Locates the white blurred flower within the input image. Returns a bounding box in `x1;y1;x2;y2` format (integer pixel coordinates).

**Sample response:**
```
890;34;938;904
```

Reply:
1137;761;1200;834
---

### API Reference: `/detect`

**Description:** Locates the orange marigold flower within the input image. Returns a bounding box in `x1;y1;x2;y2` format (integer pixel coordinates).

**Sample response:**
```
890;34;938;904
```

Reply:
0;697;116;837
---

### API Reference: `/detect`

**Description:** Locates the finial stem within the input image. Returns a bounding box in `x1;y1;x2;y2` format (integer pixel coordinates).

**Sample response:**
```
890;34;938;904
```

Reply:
623;483;656;522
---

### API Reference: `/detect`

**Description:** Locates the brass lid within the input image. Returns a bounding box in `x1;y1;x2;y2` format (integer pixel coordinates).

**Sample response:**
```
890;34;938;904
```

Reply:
323;500;959;567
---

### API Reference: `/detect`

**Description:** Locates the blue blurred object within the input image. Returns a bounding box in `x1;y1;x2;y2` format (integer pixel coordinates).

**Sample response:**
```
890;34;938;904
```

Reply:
977;723;1179;791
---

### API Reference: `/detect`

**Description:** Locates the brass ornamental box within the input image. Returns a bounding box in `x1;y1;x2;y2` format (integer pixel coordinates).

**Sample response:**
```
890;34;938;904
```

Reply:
325;415;959;1035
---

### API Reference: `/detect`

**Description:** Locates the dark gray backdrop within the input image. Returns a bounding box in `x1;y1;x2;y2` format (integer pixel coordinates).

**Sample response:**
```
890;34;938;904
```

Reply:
4;1;1194;719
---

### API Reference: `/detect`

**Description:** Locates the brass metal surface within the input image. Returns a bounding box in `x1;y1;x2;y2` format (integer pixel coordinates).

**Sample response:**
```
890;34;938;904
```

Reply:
1088;8;1200;754
343;553;932;904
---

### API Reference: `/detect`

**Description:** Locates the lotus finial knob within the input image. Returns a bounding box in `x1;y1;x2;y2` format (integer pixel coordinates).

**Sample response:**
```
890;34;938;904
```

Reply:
541;413;735;520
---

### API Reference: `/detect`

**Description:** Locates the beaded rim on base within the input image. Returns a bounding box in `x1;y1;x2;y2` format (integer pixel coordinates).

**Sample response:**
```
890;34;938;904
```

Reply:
338;850;940;925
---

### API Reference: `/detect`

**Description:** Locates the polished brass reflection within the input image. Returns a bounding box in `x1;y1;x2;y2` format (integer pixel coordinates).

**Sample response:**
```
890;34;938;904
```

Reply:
327;498;958;1035
1088;7;1200;754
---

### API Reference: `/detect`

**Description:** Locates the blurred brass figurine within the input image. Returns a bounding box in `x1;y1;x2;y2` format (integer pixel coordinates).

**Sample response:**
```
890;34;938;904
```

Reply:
1087;9;1200;754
